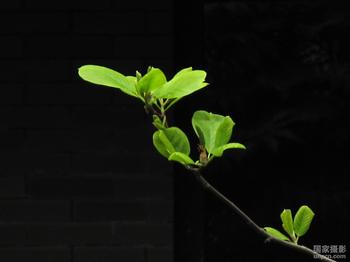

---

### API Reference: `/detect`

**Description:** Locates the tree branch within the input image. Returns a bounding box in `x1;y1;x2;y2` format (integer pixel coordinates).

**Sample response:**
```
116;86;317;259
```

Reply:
191;170;337;262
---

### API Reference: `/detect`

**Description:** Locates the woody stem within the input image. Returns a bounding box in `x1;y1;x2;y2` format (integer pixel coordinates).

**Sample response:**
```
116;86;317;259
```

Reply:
191;170;337;262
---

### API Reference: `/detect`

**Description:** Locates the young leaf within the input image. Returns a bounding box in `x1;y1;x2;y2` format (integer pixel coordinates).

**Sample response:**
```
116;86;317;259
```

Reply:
153;127;191;158
192;110;235;154
280;209;295;241
152;69;208;99
152;115;166;130
264;227;291;241
153;130;175;158
78;65;139;98
136;71;142;81
172;67;193;78
215;116;235;147
211;143;246;157
293;205;315;237
137;67;167;95
168;152;195;166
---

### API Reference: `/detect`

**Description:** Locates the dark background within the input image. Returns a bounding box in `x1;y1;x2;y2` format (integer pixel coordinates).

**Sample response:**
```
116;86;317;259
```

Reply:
1;0;349;262
0;1;173;262
175;1;350;262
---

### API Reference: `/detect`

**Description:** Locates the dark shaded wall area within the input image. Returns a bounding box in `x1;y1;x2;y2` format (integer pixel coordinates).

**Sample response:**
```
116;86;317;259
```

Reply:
0;1;174;262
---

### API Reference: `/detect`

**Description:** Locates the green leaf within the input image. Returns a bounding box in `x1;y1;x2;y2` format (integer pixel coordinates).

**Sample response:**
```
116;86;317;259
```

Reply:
192;110;235;154
293;205;315;237
136;71;142;81
152;115;165;130
155;130;175;157
78;65;139;98
137;67;167;95
153;127;191;158
264;227;290;241
168;152;195;165
152;69;208;99
173;67;193;78
211;143;246;157
280;209;295;241
126;75;137;85
264;227;291;241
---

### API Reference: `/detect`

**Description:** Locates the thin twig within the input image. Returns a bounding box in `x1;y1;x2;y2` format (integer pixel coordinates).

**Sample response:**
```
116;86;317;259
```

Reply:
191;170;337;262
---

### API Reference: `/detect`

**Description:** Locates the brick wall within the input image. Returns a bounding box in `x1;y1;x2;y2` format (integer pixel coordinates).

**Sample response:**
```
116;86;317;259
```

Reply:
0;1;174;261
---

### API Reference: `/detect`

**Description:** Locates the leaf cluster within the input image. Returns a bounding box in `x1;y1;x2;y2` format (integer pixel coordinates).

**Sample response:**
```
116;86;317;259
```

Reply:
264;205;315;244
78;65;245;170
78;65;208;114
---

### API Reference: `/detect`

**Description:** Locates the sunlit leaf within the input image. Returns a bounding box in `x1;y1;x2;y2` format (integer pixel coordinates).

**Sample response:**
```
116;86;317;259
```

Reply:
153;69;208;99
152;115;166;130
192;110;235;154
153;130;174;158
293;205;315;237
280;209;295;241
153;127;190;158
264;227;291;241
173;67;193;78
78;65;138;98
137;67;167;95
168;152;195;165
211;142;246;157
